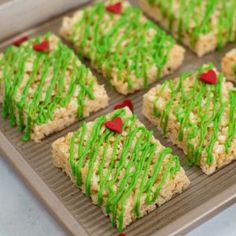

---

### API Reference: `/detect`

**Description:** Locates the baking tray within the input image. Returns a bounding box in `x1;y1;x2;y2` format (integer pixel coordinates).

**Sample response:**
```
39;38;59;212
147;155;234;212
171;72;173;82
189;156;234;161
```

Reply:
0;1;236;235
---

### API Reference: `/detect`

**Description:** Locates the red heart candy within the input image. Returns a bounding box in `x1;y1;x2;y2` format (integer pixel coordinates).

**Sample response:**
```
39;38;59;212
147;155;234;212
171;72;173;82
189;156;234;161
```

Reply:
105;117;123;134
33;40;49;52
106;2;122;14
114;99;133;112
13;36;29;47
200;70;218;85
118;234;126;236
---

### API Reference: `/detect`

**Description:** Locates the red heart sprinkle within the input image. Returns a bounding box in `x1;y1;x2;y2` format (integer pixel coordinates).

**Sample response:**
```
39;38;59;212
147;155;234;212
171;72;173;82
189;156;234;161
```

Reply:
106;2;122;14
105;117;123;134
13;36;29;47
200;70;218;85
114;100;133;112
33;40;49;52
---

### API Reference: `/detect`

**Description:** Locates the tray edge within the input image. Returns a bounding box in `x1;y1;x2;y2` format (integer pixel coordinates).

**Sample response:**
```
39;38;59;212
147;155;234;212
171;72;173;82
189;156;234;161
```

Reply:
0;131;89;236
151;180;236;236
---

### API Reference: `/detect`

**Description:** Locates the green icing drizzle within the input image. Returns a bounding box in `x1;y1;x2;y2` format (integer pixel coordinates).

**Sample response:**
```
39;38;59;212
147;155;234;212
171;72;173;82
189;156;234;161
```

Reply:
1;33;95;141
69;2;175;91
69;109;181;231
233;63;236;76
153;64;236;166
225;89;236;153
148;0;236;49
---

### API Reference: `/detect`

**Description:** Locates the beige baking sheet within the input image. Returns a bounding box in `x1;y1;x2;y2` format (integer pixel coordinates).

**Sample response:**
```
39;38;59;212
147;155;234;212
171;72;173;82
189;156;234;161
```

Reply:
0;1;236;236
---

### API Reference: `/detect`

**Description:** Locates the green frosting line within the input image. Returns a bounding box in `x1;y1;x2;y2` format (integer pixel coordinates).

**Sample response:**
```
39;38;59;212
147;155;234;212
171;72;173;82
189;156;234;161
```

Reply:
153;64;236;167
69;2;175;91
68;109;181;232
233;63;236;76
1;33;95;141
148;0;236;49
225;89;236;152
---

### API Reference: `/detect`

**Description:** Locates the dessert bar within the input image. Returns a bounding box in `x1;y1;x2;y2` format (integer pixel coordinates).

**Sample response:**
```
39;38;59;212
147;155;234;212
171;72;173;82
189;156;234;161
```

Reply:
222;48;236;82
60;0;185;94
52;107;190;231
140;0;236;57
0;33;108;142
143;64;236;174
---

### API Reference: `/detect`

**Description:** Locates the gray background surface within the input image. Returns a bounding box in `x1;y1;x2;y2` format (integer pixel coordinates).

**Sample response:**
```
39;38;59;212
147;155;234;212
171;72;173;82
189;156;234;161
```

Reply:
0;0;88;41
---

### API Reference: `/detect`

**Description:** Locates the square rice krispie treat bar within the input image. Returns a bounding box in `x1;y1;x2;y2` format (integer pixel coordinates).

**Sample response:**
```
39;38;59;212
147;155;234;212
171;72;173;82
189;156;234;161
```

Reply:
0;33;109;142
52;107;190;231
222;48;236;82
60;0;185;95
140;0;236;57
143;64;236;175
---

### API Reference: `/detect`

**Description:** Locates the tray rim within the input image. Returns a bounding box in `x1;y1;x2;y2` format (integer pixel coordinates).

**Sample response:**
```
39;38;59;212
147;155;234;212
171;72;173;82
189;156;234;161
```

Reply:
0;131;89;236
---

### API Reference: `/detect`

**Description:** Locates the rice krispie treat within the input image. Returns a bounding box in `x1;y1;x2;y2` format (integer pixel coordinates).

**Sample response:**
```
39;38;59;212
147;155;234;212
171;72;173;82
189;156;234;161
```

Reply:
60;0;185;95
222;48;236;82
0;33;109;142
143;64;236;175
140;0;236;57
52;107;190;231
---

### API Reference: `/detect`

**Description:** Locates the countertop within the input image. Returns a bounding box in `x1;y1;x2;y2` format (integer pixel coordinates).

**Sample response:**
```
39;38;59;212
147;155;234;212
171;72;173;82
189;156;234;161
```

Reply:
0;156;235;236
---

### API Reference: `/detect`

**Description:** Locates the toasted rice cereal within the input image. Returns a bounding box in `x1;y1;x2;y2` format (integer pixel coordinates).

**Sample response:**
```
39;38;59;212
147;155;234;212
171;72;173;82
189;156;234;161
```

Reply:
52;107;190;231
0;33;109;142
222;48;236;82
60;0;185;94
143;64;236;175
140;0;236;57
